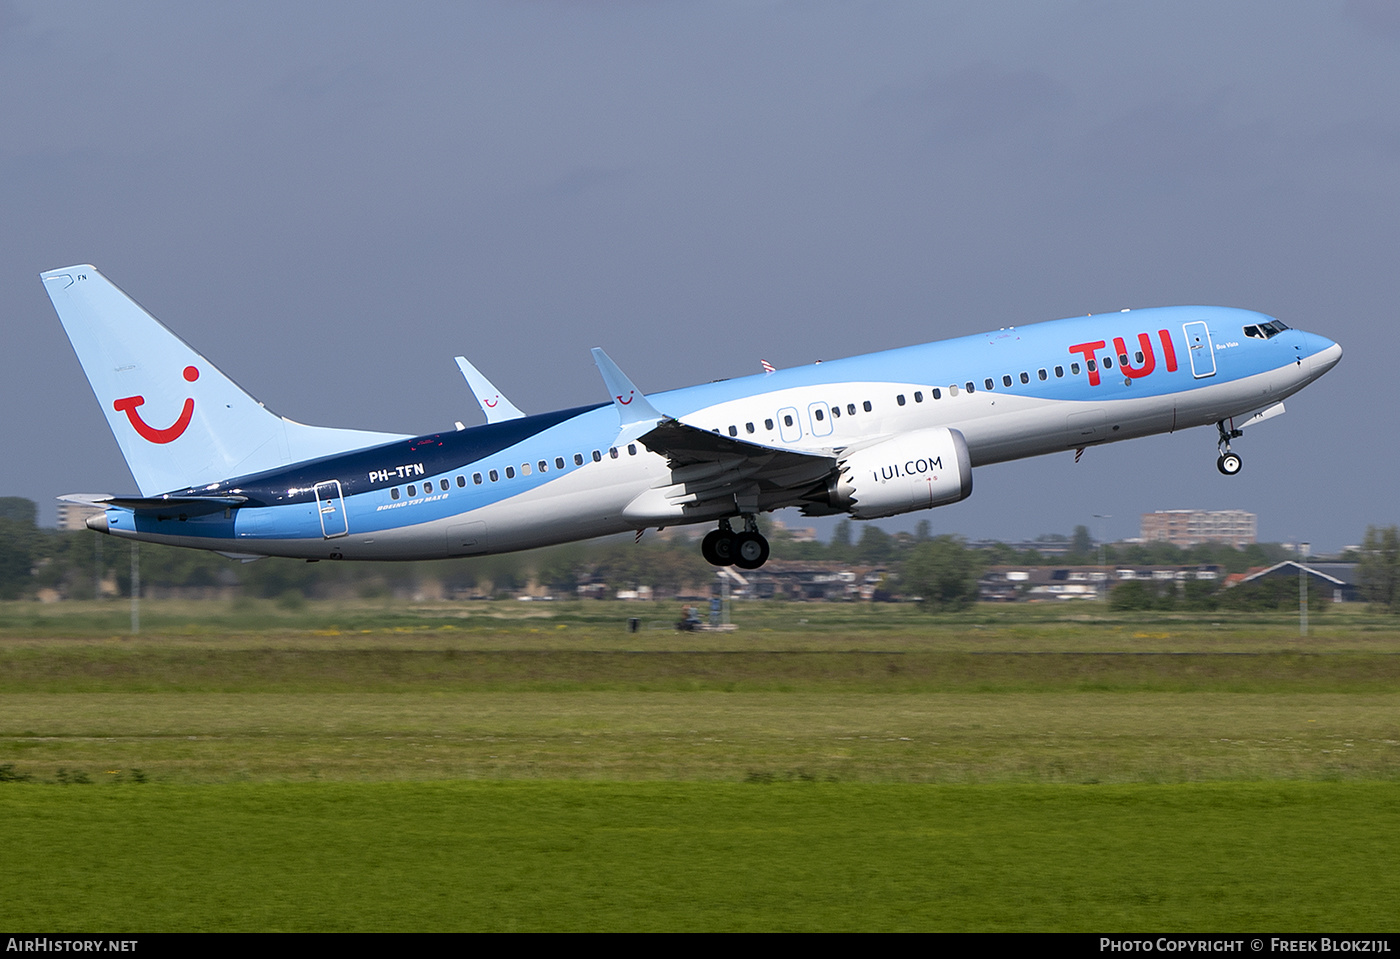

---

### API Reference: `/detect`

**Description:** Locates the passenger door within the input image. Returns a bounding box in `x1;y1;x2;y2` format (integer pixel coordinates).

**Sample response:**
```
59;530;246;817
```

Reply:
314;480;349;538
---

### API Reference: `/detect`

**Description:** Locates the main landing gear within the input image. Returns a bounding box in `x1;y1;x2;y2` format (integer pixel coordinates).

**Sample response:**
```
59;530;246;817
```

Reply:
1216;420;1243;475
701;516;771;570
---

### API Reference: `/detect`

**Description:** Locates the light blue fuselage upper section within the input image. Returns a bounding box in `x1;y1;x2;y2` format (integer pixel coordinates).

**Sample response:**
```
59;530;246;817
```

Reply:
105;305;1340;559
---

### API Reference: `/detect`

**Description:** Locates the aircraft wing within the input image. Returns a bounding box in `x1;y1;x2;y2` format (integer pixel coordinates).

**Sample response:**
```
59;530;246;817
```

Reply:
590;347;837;514
637;418;838;512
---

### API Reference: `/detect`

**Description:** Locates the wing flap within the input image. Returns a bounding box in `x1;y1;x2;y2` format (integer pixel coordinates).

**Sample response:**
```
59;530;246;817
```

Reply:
638;419;836;511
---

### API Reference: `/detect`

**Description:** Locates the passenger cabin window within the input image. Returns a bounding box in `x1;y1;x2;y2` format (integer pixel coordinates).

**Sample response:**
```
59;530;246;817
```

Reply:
863;400;873;411
457;475;466;488
1085;360;1096;372
746;423;755;433
1055;365;1064;377
391;488;400;500
815;408;826;420
984;378;995;391
521;463;531;476
473;473;483;485
964;382;975;393
1038;369;1047;381
1070;363;1080;375
538;460;548;473
489;469;499;482
914;391;923;402
574;453;584;466
555;457;565;470
592;450;601;462
896;395;905;406
728;425;738;436
407;484;416;496
846;404;856;416
609;448;618;459
783;414;794;426
1002;375;1012;387
628;444;637;455
504;467;514;479
1020;372;1029;384
932;388;941;399
765;418;775;430
1103;356;1113;369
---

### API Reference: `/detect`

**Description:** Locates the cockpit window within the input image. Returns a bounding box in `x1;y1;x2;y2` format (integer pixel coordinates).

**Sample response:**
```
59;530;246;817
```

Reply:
1245;320;1289;340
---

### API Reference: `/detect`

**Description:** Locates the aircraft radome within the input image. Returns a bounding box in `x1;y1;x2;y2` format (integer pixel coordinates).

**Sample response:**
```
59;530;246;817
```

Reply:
42;266;1341;570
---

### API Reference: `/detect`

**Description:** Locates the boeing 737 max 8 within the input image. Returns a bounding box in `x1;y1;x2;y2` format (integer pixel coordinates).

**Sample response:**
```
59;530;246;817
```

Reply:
42;266;1341;569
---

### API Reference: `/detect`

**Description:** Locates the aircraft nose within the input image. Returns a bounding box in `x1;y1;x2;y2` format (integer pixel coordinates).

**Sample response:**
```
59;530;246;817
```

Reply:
1302;332;1342;376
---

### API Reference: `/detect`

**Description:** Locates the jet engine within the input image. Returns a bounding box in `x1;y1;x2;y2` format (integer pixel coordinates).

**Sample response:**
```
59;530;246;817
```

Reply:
817;427;972;519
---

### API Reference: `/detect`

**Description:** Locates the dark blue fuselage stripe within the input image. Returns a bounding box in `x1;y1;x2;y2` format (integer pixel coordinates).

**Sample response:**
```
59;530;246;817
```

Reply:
173;403;608;506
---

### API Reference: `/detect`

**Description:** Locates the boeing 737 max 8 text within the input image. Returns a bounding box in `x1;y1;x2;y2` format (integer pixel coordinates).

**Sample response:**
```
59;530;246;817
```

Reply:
42;266;1342;569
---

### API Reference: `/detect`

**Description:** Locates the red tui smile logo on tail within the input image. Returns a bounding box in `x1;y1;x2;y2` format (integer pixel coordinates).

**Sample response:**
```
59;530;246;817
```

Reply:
112;366;199;444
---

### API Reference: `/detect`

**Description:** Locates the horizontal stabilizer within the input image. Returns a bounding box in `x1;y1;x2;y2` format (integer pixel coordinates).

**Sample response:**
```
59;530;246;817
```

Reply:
60;492;247;517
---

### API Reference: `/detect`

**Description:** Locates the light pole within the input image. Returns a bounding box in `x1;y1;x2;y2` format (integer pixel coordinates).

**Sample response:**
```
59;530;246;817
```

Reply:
1299;542;1310;637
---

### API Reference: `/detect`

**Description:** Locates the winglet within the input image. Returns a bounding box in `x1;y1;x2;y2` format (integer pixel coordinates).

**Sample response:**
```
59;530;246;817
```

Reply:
454;356;525;423
591;348;663;428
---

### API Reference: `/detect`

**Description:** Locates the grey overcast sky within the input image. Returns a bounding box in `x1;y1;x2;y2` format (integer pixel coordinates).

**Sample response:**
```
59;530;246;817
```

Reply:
3;1;1396;550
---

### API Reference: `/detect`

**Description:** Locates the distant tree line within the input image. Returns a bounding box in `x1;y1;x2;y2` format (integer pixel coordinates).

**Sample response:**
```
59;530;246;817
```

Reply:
1356;526;1400;611
0;498;1387;612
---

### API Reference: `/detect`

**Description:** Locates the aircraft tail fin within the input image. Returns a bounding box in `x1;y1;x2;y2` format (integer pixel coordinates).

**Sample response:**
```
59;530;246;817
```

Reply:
42;266;409;496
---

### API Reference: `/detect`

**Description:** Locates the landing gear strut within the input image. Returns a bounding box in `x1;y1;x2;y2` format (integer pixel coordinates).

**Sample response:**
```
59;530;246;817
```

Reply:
1216;420;1243;475
701;516;770;570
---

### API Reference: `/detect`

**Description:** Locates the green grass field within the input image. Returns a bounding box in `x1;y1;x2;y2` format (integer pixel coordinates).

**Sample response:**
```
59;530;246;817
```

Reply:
1;599;1397;930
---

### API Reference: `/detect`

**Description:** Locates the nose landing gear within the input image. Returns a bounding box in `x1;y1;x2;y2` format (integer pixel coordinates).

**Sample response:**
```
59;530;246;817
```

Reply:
701;516;771;570
1216;420;1243;475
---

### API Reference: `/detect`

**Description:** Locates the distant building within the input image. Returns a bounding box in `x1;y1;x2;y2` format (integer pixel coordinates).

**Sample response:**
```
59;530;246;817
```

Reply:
980;565;1222;602
1227;562;1360;603
1140;509;1257;549
768;517;818;543
968;539;1072;556
55;499;103;531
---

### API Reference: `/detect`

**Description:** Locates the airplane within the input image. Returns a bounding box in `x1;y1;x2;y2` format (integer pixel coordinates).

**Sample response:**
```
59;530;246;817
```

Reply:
42;265;1342;570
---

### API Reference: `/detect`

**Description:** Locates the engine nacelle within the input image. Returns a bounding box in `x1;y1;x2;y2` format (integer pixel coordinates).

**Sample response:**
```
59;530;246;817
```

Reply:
825;427;972;519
